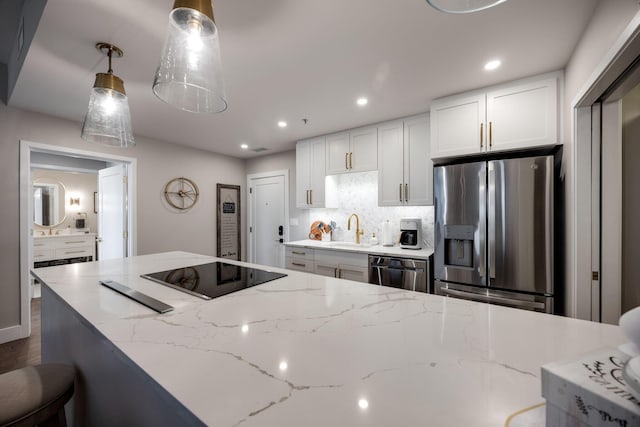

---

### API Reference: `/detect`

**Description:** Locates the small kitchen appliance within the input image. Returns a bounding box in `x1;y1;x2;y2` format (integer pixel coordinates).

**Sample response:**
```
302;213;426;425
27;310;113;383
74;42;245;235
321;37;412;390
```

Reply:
400;218;422;249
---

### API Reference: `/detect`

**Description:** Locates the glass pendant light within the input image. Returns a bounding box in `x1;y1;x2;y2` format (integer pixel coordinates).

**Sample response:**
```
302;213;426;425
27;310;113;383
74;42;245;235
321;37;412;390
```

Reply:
152;0;228;113
81;43;135;147
426;0;508;14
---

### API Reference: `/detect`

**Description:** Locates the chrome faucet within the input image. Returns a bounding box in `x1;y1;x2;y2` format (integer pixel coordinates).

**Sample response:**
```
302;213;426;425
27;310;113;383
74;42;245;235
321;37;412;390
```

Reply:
347;213;364;244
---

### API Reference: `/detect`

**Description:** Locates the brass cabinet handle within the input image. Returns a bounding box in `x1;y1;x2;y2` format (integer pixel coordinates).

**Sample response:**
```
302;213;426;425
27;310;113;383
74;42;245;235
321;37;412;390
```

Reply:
307;190;311;205
480;123;484;149
291;251;306;255
345;153;349;169
64;250;87;254
405;183;408;202
399;183;403;202
489;121;493;147
349;152;353;169
65;241;86;244
336;268;341;278
309;189;313;205
292;262;306;267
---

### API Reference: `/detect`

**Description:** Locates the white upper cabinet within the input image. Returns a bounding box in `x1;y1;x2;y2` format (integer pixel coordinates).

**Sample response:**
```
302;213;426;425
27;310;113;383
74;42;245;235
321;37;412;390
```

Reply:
296;136;329;208
326;126;377;174
486;77;558;152
430;72;560;159
378;114;432;207
431;93;486;158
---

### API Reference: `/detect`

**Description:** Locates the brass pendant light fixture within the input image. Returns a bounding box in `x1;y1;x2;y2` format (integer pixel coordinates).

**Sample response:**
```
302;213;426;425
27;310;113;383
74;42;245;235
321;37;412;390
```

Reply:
152;0;228;113
81;42;135;147
426;0;508;14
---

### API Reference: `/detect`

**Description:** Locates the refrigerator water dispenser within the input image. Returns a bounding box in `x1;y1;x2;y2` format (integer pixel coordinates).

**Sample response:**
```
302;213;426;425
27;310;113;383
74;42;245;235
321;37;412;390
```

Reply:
444;225;474;268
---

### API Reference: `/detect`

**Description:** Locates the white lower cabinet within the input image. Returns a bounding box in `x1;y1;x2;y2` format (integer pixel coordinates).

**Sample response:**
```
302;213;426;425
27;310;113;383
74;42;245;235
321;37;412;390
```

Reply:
285;246;315;273
33;234;96;268
314;249;368;283
285;246;369;283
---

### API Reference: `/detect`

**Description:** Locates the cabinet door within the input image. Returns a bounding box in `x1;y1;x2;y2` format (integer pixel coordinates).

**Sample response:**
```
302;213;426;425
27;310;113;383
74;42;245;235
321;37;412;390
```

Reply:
349;127;378;172
404;114;433;206
315;262;337;278
337;264;368;283
286;257;314;273
430;93;486;158
486;77;557;152
325;132;350;174
377;121;405;206
295;141;311;208
308;137;326;207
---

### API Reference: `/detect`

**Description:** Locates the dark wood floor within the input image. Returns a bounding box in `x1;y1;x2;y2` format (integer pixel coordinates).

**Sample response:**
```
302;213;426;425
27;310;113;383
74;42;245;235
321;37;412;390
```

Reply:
0;298;41;375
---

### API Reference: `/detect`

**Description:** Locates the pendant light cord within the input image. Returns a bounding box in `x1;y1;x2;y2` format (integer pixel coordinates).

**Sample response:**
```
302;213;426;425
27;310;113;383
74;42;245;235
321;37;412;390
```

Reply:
107;47;113;74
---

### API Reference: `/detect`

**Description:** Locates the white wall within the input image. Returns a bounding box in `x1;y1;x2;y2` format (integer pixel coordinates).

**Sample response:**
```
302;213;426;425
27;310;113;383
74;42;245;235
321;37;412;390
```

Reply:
563;0;639;317
621;83;640;313
0;103;246;330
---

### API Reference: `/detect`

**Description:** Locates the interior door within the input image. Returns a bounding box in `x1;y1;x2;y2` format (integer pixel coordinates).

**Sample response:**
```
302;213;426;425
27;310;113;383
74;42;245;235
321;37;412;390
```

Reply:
249;175;285;268
98;164;127;260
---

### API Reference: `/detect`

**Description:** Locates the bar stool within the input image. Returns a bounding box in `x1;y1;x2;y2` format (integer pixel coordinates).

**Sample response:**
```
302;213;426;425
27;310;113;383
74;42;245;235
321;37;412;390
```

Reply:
0;364;75;427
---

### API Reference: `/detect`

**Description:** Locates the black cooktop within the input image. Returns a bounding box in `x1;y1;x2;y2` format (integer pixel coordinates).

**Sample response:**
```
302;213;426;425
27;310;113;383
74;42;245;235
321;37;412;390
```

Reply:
141;262;287;300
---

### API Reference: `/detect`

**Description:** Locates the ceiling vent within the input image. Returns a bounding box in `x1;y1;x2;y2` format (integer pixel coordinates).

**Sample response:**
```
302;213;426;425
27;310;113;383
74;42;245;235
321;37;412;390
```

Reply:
251;147;268;153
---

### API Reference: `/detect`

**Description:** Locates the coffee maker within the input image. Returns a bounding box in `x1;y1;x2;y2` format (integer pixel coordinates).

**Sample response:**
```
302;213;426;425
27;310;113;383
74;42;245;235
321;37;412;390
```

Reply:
400;218;422;249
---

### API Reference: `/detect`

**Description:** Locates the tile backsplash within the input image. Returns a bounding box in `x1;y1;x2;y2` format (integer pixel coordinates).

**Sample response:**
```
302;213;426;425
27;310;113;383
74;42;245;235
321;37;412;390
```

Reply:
308;171;434;248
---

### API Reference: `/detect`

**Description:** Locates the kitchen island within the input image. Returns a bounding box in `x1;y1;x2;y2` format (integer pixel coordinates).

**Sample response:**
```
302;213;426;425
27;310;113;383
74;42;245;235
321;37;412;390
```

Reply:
34;251;625;426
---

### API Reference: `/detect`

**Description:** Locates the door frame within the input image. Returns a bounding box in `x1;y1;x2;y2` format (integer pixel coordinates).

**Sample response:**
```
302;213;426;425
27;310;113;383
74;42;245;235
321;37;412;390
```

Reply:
246;170;289;266
17;140;137;341
572;10;640;320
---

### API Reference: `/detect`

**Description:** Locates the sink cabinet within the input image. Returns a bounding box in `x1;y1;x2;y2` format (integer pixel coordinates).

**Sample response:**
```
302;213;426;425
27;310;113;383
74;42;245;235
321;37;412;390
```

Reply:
430;71;560;159
33;234;96;268
285;246;369;283
325;126;378;174
314;249;369;283
378;114;432;206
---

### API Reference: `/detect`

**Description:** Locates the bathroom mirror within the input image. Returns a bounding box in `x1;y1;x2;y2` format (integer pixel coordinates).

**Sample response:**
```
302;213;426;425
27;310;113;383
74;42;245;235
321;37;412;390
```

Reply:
33;178;66;227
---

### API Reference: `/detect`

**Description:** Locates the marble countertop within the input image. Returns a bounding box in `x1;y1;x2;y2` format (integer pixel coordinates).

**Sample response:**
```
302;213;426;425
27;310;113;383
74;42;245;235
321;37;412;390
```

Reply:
286;239;434;259
33;251;625;426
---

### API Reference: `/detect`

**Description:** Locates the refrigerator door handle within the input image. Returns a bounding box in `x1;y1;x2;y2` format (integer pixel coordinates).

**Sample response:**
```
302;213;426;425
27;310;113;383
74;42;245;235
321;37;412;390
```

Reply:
439;287;546;310
488;163;496;280
479;165;486;281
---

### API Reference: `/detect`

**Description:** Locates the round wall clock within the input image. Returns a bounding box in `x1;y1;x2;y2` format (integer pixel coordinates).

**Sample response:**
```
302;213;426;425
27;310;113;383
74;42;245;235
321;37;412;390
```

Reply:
164;177;200;210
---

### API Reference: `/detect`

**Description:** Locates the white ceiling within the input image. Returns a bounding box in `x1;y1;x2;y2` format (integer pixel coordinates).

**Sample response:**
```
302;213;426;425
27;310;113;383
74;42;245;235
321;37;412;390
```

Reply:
9;0;599;158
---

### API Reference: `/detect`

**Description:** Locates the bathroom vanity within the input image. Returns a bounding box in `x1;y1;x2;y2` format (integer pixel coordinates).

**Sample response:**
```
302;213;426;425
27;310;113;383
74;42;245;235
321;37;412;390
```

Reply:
32;233;96;268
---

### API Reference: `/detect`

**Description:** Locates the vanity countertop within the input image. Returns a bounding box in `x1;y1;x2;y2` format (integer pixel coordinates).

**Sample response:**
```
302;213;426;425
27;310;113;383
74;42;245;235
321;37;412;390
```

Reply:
286;239;433;259
33;251;625;426
33;231;95;238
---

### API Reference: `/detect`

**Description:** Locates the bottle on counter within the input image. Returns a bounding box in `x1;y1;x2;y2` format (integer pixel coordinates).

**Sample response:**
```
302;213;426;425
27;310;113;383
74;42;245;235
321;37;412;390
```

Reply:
370;233;378;246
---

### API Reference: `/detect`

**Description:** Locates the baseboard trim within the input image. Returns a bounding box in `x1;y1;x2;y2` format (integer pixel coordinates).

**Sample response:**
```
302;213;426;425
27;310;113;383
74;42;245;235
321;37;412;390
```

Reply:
0;324;29;345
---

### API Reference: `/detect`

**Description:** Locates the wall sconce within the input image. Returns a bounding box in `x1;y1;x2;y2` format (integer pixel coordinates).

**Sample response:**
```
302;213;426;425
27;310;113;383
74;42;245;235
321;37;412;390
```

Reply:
81;42;135;147
70;197;80;206
425;0;508;13
152;0;228;113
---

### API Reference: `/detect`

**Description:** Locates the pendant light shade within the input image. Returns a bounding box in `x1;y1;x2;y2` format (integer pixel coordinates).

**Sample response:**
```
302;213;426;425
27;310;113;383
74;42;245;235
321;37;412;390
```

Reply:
81;43;135;147
426;0;508;14
152;0;227;113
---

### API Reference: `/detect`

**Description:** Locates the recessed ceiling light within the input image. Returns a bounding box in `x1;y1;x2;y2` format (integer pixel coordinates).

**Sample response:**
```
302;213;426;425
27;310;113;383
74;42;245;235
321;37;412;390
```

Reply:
278;121;287;128
484;59;501;71
356;97;368;106
240;144;248;150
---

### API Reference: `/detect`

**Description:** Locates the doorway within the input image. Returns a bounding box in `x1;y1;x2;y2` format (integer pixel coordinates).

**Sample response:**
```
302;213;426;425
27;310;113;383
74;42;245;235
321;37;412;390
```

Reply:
573;17;640;323
18;140;137;341
247;170;289;268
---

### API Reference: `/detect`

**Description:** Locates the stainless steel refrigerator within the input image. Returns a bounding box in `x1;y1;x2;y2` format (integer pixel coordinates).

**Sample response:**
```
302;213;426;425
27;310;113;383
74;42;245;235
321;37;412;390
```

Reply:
434;154;557;313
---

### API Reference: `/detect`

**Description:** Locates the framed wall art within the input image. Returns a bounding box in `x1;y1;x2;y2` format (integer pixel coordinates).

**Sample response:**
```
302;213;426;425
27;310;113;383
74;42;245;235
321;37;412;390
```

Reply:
216;184;241;260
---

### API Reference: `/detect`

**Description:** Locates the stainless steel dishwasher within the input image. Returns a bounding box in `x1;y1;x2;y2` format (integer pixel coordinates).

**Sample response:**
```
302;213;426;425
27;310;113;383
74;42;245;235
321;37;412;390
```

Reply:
368;255;430;293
